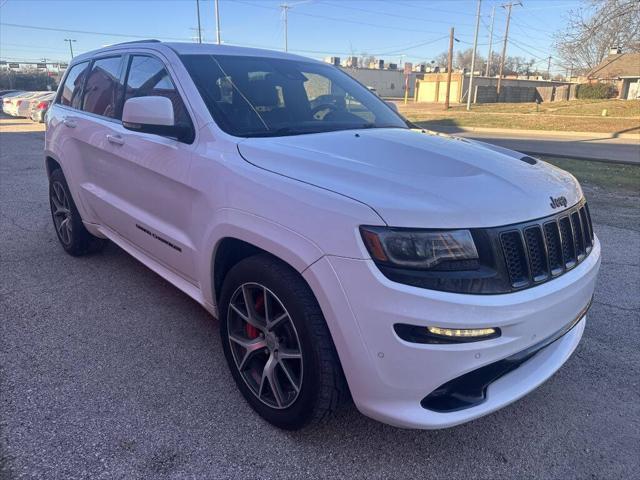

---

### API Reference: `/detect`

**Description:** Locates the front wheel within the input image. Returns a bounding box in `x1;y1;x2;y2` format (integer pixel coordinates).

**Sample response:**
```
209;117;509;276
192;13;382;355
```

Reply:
219;254;346;430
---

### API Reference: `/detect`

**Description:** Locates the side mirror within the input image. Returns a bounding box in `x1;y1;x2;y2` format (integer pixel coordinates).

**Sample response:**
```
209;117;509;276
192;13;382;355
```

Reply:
122;96;192;142
385;101;399;112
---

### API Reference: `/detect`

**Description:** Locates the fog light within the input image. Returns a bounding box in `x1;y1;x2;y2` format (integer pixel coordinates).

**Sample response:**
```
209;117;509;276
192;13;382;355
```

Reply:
394;323;501;344
427;326;497;338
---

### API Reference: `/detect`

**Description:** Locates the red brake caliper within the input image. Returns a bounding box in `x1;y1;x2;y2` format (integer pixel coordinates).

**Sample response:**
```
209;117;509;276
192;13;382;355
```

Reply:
245;293;264;339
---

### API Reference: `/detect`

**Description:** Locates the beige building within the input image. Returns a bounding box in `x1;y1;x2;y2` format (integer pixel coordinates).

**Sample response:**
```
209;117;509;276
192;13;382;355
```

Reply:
586;49;640;100
414;73;571;104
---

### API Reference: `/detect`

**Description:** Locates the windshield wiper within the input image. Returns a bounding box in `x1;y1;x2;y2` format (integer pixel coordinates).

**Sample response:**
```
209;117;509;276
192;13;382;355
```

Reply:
242;126;325;138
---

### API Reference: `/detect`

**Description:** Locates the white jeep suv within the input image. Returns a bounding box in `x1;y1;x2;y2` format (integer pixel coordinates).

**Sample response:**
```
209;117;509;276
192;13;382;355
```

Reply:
45;41;601;430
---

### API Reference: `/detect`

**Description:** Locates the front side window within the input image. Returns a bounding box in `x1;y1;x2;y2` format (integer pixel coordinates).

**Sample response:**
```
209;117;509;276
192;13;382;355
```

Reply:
180;54;407;137
59;62;89;109
82;56;124;118
124;56;191;126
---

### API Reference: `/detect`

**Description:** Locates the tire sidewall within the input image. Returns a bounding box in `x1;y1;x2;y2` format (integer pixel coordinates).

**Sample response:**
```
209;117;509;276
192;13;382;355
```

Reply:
219;256;322;430
49;168;106;256
49;169;77;252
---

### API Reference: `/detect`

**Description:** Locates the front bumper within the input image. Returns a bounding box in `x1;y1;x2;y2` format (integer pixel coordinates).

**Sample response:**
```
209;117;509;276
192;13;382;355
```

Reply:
303;236;601;429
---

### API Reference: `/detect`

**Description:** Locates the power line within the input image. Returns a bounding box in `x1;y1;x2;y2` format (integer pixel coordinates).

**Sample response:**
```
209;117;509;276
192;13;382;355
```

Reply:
0;22;190;41
393;0;478;17
318;1;475;27
1;42;69;53
230;0;447;35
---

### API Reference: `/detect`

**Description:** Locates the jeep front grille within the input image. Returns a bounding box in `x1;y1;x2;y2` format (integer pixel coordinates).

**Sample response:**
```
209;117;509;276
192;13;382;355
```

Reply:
500;202;594;289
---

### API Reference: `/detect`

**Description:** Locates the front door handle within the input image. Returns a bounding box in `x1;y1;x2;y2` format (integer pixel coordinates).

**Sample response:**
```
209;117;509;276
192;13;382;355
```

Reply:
62;118;77;128
106;134;125;146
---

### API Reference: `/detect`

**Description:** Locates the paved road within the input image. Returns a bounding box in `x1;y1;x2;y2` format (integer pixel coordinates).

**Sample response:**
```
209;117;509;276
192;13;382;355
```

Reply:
1;118;639;479
446;129;639;164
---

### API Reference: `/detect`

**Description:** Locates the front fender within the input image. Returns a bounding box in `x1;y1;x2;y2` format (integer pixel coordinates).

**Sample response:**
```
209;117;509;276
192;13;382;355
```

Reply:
198;207;325;314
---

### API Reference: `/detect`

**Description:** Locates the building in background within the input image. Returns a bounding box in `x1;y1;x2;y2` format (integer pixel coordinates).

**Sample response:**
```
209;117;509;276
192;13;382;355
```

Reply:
323;57;421;97
586;48;640;100
340;66;419;98
415;72;571;104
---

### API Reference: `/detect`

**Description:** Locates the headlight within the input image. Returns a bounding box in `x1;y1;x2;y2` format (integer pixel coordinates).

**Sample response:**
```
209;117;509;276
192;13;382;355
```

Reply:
360;226;479;269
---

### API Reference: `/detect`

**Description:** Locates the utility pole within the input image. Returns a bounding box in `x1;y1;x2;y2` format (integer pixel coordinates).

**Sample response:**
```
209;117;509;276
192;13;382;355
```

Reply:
281;3;290;52
215;0;221;44
546;55;552;79
64;38;76;59
444;27;455;110
496;1;521;98
195;0;202;43
467;0;482;110
485;5;495;76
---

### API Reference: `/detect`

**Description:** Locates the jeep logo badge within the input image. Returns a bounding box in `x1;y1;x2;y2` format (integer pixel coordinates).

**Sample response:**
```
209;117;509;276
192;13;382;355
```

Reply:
549;196;568;209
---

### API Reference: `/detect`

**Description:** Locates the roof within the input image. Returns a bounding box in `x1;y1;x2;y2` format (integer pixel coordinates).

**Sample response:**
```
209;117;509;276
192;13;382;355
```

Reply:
73;41;321;65
587;52;640;79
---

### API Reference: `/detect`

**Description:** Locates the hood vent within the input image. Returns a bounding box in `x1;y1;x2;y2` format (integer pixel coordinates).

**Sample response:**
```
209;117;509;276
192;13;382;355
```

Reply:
520;155;538;165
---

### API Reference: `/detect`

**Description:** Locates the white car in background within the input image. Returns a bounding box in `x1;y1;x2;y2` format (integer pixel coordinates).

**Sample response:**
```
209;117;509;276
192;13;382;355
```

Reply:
1;91;26;113
45;41;601;430
18;92;54;118
29;92;56;123
4;91;47;117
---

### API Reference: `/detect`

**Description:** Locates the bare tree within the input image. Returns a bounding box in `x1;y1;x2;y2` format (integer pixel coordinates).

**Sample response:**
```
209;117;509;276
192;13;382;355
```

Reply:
454;48;487;74
434;48;533;76
554;0;640;72
434;51;450;70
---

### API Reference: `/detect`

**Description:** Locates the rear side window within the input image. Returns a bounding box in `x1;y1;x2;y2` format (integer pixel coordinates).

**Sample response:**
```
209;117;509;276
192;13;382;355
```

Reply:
82;56;124;119
124;56;191;126
59;62;89;108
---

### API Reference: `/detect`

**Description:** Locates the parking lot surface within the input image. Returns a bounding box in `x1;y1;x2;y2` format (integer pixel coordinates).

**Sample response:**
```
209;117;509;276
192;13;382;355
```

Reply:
1;116;639;479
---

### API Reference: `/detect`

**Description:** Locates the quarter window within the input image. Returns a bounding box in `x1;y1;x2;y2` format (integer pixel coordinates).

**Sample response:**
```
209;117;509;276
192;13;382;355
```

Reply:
124;56;191;126
82;56;124;118
59;62;89;109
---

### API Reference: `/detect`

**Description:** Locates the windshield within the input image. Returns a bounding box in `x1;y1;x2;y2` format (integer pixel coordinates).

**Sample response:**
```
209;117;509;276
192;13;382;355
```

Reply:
180;54;408;138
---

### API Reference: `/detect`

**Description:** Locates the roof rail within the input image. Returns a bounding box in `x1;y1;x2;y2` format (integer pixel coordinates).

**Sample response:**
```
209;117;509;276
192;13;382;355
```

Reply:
113;39;161;45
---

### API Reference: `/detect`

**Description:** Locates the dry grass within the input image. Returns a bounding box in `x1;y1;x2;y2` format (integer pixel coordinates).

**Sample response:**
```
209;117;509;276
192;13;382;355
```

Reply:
541;156;640;196
398;99;640;134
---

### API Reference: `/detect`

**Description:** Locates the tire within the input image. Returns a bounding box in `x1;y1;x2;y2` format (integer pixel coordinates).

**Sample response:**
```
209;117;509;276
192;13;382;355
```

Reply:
49;168;107;256
219;254;347;430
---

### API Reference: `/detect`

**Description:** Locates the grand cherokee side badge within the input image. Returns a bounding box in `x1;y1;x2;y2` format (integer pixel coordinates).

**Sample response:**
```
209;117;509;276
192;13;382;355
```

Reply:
549;196;568;209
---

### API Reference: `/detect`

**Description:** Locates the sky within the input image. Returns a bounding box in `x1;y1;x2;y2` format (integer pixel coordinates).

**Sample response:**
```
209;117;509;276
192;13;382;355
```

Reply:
0;0;582;74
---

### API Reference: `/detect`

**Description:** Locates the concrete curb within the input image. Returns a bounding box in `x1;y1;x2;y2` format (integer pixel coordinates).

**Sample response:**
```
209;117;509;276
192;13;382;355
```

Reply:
423;124;640;141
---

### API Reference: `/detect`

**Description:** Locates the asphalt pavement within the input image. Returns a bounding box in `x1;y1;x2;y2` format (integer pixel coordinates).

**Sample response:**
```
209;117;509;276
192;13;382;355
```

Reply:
1;117;639;479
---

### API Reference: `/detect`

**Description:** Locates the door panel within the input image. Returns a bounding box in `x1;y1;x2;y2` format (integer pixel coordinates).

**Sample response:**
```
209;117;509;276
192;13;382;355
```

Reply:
86;123;199;282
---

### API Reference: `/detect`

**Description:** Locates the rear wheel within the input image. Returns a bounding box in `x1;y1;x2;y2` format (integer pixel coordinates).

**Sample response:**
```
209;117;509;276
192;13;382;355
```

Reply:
219;254;346;430
49;168;107;256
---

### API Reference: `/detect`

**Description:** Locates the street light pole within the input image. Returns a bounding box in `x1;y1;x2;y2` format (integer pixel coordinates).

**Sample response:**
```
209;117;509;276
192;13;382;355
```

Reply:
195;0;202;43
467;0;482;110
215;0;221;45
444;27;455;110
64;38;76;59
281;3;290;52
485;5;495;76
496;2;521;98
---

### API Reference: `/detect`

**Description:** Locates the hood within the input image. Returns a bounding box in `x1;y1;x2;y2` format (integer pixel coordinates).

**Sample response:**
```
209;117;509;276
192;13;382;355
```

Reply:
237;128;582;228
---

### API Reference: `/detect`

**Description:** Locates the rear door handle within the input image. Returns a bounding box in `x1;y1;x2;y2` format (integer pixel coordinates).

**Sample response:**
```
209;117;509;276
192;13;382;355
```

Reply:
106;134;125;146
62;118;77;128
